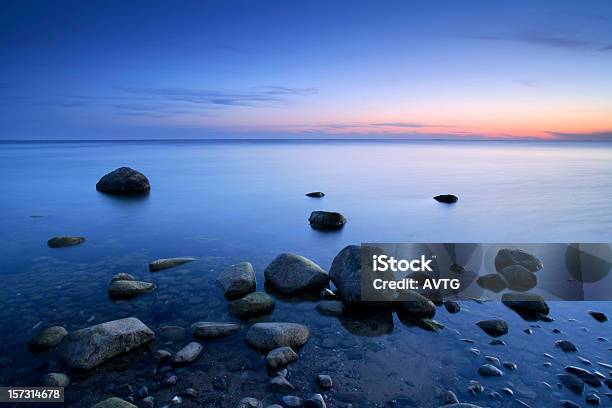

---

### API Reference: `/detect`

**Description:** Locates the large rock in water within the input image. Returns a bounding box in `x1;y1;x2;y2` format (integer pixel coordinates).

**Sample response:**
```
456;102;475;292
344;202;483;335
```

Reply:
308;211;346;230
495;248;543;273
246;322;310;351
96;167;150;194
217;262;256;300
501;293;550;316
476;319;509;337
59;317;155;370
229;292;275;318
149;257;197;272
47;236;85;248
264;253;329;294
108;280;156;299
433;194;458;204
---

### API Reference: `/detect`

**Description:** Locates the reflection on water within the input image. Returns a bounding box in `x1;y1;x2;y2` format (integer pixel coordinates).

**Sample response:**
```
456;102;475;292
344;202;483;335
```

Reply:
0;140;611;407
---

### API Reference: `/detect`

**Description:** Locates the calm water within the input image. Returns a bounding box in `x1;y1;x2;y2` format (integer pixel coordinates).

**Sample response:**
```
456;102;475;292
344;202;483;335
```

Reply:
0;140;611;407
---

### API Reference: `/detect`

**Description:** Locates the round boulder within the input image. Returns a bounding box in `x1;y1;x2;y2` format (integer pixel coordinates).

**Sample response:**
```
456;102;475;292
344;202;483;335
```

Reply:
308;211;346;230
264;253;329;295
217;262;256;300
246;322;310;351
229;292;275;319
96;167;150;194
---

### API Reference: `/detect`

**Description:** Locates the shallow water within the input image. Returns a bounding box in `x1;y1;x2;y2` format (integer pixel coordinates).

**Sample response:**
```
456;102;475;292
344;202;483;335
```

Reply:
0;140;611;407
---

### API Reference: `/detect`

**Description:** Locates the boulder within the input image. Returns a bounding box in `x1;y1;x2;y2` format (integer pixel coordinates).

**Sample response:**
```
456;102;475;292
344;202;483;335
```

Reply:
59;317;155;370
308;211;346;230
476;319;508;337
229;292;275;319
217;262;256;300
47;236;85;248
476;274;507;292
497;265;537;291
557;373;584;394
92;397;137;408
316;300;345;316
108;280;156;299
589;311;608;322
495;248;543;273
478;364;503;377
501;293;550;316
149;257;197;272
96;167;150;194
192;322;241;340
171;342;202;365
306;192;325;198
246;322;310;351
28;326;68;352
396;290;436;319
264;253;329;294
43;372;70;387
433;194;458;204
266;346;298;369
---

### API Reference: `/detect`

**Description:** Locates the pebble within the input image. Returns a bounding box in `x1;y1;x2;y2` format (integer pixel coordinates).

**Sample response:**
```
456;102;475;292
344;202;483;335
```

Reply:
556;340;578;352
236;398;263;408
269;376;296;393
267;346;299;369
43;372;70;387
317;374;333;389
281;396;304;408
442;390;459;404
444;301;461;314
162;375;177;388
171;342;202;365
502;361;517;370
476;319;508;337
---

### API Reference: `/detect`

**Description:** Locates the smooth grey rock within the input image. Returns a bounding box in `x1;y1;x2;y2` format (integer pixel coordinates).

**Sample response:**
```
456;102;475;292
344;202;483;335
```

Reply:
557;373;585;394
264;253;329;294
397;290;436;318
59;317;155;370
149;257;197;272
217;262;256;300
317;374;332;389
308;211;346;230
28;326;68;352
316;300;345;316
433;194;458;203
267;346;298;369
92;397;137;408
110;273;135;283
502;293;550;315
236;398;263;408
444;301;460;314
109;280;156;299
306;192;325;198
476;274;507;292
171;342;202;365
304;394;326;408
269;376;296;393
476;319;508;337
556;340;578;352
495;248;543;273
96;167;150;194
43;372;70;387
442;390;459;404
47;236;85;248
154;349;172;362
497;265;537;291
281;396;303;408
229;292;275;319
192;322;241;340
246;322;310;351
478;364;503;377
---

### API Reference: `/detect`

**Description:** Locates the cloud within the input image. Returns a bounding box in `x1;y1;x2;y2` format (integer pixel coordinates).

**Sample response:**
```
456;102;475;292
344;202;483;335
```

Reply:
548;130;612;141
465;30;611;51
369;122;426;128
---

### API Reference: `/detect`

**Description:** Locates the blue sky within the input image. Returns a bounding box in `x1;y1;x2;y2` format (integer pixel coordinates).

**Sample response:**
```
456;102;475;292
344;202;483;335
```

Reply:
1;0;611;140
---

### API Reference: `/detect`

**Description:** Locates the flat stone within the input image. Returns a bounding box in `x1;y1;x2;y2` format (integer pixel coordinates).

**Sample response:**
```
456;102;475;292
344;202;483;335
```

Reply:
556;340;578;352
171;342;202;365
59;317;155;370
28;326;68;352
47;236;85;248
229;292;275;319
565;366;602;387
557;373;585;394
108;280;156;299
306;192;325;198
476;319;508;337
192;322;241;340
149;257;197;272
266;346;298;369
217;262;256;300
264;253;329;294
589;311;608;322
246;322;310;351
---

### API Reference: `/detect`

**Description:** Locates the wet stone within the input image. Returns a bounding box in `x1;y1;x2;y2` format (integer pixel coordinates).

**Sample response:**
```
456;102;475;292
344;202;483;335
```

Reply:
43;372;70;387
281;396;304;408
317;374;333;389
476;319;508;337
556;340;578;352
192;322;241;340
557;373;585;395
217;262;257;300
171;342;202;365
269;376;296;393
589;311;608;322
236;397;263;408
47;236;85;248
229;292;275;319
28;326;68;352
266;346;299;369
478;364;503;377
316;300;346;316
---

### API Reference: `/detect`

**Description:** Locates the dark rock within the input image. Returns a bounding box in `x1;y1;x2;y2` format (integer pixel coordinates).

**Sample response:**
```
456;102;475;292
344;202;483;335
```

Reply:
320;288;339;300
317;374;332;389
558;373;585;394
28;326;68;352
264;253;329;294
502;293;550;316
308;211;346;230
565;366;602;387
556;340;578;352
396;290;436;319
306;192;325;198
495;248;543;273
497;265;537;291
43;372;70;387
236;398;263;408
433;194;458;204
91;397;137;408
476;274;507;292
96;167;150;194
162;374;177;387
442;390;459;404
444;301;460;314
246;322;309;351
586;392;601;405
589;311;608;322
171;342;202;365
158;326;186;342
266;346;298;369
110;273;135;283
217;262;256;300
269;376;295;393
141;396;155;408
478;364;503;377
47;236;85;248
559;401;581;408
316;300;345;316
154;349;172;362
502;361;517;370
59;317;155;370
281;396;303;408
192;322;240;340
149;257;197;272
109;280;156;299
476;319;508;337
229;292;275;319
304;394;326;408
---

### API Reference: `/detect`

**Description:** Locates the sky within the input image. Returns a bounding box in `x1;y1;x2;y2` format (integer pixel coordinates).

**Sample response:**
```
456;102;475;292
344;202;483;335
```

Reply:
1;0;612;140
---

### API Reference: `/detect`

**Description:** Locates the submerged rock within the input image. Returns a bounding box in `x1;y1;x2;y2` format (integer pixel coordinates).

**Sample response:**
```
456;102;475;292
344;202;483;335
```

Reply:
192;322;240;340
442;390;460;405
267;346;298;369
269;376;296;393
59;317;155;370
495;248;543;273
589;311;608;322
317;374;333;389
28;326;68;352
433;194;458;204
96;167;150;194
557;373;585;394
306;192;325;198
236;398;263;408
47;236;85;248
497;265;537;291
149;257;197;272
316;300;345;316
556;340;578;352
110;273;135;283
246;322;309;351
92;397;137;408
304;394;326;408
396;290;436;319
108;280;156;299
217;262;256;300
264;253;329;294
229;292;275;319
476;319;508;337
281;396;303;408
476;274;507;292
478;364;503;377
43;372;70;387
308;211;346;230
444;300;461;313
565;366;602;387
171;342;202;365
